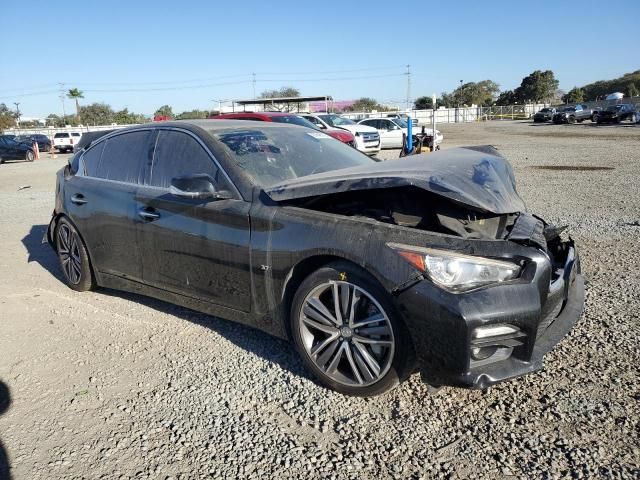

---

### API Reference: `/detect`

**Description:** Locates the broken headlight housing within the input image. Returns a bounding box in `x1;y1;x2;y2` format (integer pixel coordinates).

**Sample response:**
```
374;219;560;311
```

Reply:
388;243;521;292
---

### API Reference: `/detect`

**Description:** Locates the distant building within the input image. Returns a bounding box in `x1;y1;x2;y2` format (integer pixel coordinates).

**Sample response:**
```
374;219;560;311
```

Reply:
309;100;355;113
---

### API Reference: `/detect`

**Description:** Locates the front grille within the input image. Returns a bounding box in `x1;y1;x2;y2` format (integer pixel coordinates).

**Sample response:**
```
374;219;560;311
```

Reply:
362;132;379;142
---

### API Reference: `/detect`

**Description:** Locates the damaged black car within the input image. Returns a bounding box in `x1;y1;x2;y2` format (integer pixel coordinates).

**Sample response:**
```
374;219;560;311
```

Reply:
46;120;585;396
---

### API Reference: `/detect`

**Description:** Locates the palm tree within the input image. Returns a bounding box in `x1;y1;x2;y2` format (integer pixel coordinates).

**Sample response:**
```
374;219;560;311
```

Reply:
67;88;84;120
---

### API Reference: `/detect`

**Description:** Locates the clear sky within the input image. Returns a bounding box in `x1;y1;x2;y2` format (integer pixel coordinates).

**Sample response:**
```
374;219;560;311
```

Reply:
2;0;638;118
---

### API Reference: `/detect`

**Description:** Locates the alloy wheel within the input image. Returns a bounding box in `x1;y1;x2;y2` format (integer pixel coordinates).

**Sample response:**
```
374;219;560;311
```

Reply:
57;224;82;285
25;151;34;162
298;281;395;387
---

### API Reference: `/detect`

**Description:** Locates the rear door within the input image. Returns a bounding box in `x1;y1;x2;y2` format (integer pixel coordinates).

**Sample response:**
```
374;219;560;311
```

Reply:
68;130;152;281
136;128;252;312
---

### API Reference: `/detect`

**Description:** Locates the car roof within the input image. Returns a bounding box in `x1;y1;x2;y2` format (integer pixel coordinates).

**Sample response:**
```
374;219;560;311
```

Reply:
213;112;301;119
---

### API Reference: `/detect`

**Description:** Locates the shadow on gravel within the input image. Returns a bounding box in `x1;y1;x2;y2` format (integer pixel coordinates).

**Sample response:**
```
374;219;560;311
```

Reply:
23;224;311;383
22;224;66;284
0;380;12;480
99;289;311;382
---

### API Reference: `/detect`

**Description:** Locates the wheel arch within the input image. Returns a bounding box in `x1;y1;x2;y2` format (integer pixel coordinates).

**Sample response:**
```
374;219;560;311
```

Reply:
52;213;99;285
280;255;374;337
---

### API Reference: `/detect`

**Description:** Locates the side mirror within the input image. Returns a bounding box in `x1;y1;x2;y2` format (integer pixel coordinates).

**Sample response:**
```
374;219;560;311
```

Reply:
317;123;326;129
170;174;231;200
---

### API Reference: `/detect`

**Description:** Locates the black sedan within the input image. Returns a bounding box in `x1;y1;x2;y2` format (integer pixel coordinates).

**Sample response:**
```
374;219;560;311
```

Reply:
533;107;556;122
17;134;51;152
0;135;35;164
597;104;637;124
45;121;585;396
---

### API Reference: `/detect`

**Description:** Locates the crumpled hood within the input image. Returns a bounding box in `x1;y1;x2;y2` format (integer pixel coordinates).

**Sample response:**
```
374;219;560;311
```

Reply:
265;146;527;214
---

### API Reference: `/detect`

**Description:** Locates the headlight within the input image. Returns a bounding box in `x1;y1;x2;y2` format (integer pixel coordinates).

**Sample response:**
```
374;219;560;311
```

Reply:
387;243;521;292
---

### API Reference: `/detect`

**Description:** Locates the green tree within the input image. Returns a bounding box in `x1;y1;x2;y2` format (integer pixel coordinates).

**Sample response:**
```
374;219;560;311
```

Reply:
258;87;303;111
562;87;585;104
0;103;16;129
439;80;500;107
628;82;639;98
259;86;300;99
154;105;174;118
175;109;210;120
414;96;443;110
113;108;147;124
67;88;84;119
79;103;115;125
496;90;517;105
514;70;559;103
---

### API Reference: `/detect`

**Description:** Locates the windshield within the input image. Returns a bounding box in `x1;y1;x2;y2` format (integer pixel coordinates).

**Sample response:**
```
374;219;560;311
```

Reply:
561;107;575;112
270;115;317;129
319;115;355;127
606;105;623;111
539;108;552;113
210;127;375;187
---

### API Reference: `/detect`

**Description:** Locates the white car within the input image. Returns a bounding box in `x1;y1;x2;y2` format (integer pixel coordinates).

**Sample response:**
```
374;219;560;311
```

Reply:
53;132;82;153
358;117;443;149
300;114;381;156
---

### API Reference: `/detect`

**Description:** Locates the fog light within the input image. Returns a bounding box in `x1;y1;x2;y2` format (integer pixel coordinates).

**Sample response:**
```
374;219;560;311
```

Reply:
471;346;498;361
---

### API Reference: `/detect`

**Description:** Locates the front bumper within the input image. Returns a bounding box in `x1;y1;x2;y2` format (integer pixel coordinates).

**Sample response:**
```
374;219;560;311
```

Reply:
395;240;584;389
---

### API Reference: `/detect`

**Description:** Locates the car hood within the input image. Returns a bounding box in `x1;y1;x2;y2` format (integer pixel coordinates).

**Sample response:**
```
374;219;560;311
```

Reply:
336;124;378;134
265;146;527;214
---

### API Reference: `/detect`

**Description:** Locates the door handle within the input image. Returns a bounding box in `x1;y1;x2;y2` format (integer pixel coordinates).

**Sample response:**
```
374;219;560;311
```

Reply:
138;208;160;221
71;194;87;205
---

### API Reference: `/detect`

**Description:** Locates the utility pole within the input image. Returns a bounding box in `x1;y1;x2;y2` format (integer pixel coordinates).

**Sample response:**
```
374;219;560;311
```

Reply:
58;82;66;122
252;72;256;99
13;102;20;126
405;65;411;111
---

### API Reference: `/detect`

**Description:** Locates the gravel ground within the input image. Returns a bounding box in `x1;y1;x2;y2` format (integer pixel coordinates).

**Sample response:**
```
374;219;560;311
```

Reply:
0;121;638;479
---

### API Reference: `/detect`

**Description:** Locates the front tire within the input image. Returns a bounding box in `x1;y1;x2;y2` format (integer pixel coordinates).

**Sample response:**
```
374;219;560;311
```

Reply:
290;262;413;396
55;218;95;292
25;150;34;162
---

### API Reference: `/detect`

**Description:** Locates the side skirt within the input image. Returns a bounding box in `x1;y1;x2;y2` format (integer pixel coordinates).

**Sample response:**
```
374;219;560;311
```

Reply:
97;272;287;340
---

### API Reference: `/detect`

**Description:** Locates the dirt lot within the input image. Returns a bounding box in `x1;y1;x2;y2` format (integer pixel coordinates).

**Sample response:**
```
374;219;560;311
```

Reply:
0;121;638;479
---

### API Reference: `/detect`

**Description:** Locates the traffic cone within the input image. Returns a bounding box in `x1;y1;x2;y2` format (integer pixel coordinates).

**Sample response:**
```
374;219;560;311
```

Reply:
49;143;57;159
33;141;40;160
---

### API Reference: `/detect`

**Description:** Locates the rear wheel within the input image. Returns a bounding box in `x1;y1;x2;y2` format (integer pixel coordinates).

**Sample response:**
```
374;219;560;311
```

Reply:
25;150;34;162
291;262;413;396
55;218;95;292
630;114;637;123
568;116;576;124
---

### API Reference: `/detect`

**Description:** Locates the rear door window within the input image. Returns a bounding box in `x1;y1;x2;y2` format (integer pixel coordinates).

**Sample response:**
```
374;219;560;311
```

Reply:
82;141;106;177
54;133;69;138
149;130;224;189
94;131;152;184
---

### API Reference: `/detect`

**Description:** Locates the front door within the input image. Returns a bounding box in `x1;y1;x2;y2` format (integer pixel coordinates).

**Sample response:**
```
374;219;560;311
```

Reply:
136;129;252;312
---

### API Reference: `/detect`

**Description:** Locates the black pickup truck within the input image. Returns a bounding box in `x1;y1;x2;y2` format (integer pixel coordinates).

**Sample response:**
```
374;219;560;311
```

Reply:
553;104;595;124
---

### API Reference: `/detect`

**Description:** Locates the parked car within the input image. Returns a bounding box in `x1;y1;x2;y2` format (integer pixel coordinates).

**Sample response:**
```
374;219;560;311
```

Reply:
533;107;556;123
46;120;584;396
552;104;594;124
16;134;51;152
300;114;380;156
53;132;82;153
0;135;35;163
386;113;418;125
211;112;356;146
73;130;115;152
596;104;638;124
358;117;443;149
